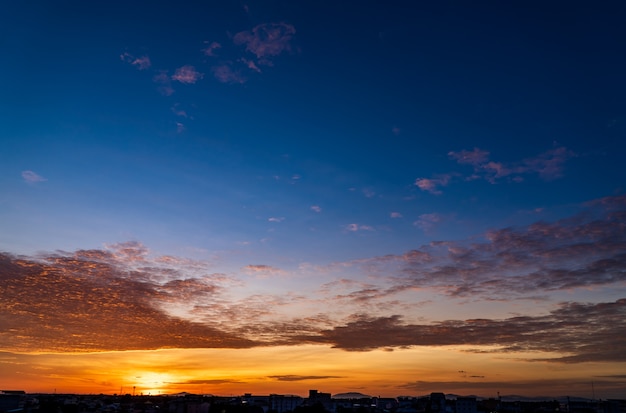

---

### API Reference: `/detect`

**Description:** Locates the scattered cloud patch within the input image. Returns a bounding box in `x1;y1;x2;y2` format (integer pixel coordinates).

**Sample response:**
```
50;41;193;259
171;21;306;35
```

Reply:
415;175;452;195
172;65;203;84
203;41;222;56
390;212;403;218
268;375;342;382
233;22;296;62
268;217;285;223
413;213;442;231
419;146;575;194
345;224;375;232
311;205;322;213
153;70;174;96
21;170;46;184
212;64;246;84
120;52;151;70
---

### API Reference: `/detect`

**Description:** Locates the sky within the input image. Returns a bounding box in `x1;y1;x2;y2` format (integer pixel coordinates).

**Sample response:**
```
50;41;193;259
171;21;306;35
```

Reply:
1;0;626;399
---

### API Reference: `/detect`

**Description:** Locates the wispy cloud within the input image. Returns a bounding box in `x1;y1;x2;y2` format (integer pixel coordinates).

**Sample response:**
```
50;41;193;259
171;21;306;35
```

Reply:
120;52;151;70
233;23;296;62
153;70;174;96
203;41;222;56
390;212;403;218
172;65;203;84
345;224;375;232
311;205;322;213
414;174;452;195
21;170;46;184
413;213;442;231
268;217;285;223
212;64;246;84
417;146;576;194
447;146;576;184
268;375;343;382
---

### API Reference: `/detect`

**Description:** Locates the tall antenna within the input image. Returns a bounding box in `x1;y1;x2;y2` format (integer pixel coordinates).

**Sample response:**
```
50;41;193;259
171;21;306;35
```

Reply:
591;381;595;400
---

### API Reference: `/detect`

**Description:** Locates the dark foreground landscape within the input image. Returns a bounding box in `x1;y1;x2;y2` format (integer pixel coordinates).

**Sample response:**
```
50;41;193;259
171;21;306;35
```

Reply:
1;390;624;413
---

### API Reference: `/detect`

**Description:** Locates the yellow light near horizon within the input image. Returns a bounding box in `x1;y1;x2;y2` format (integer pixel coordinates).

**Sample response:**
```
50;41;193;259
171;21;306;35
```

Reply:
127;371;175;395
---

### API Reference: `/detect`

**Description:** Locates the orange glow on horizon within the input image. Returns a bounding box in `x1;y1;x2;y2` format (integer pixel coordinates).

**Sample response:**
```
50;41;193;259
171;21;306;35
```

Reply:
2;345;626;398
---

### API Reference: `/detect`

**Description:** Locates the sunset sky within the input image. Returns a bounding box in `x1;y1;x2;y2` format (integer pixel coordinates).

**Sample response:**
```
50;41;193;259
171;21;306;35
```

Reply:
1;0;626;399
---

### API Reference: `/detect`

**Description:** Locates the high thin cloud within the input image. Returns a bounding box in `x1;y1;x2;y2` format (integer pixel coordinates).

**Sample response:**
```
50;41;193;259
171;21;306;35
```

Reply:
233;23;296;62
212;64;246;84
448;146;575;182
21;170;46;184
414;175;452;195
203;41;222;56
172;65;203;84
120;52;151;70
268;375;343;382
417;146;575;193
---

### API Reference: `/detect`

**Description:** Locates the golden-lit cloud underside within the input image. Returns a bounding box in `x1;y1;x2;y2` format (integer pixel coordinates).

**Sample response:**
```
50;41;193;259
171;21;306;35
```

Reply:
1;195;626;362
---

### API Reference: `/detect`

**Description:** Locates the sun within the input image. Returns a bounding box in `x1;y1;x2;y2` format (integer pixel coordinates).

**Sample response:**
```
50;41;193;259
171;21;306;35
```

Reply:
130;372;175;395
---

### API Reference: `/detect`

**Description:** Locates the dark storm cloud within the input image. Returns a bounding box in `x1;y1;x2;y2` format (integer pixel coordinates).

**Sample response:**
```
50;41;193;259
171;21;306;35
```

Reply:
301;299;626;362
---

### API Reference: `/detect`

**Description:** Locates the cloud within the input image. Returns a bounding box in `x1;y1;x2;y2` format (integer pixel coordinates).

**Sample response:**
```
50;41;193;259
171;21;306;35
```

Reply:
0;250;255;353
172;65;203;84
242;264;285;277
390;212;403;218
120;52;151;70
415;175;452;195
448;146;575;183
345;224;375;232
413;213;442;231
268;217;285;222
21;170;46;184
203;41;222;56
268;375;342;382
212;64;246;84
303;299;626;361
311;205;322;213
153;70;174;96
176;122;185;134
233;23;296;61
171;104;188;118
1;195;625;363
448;147;490;166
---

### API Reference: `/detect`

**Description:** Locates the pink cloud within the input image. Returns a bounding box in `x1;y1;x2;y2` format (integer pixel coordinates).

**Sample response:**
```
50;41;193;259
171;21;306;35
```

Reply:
415;175;451;195
233;22;296;60
241;58;262;73
203;41;222;56
212;64;246;84
21;170;46;184
521;146;575;180
413;213;442;231
346;224;374;232
172;65;203;84
120;52;151;70
390;212;403;218
176;122;185;134
153;71;174;96
448;148;490;166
